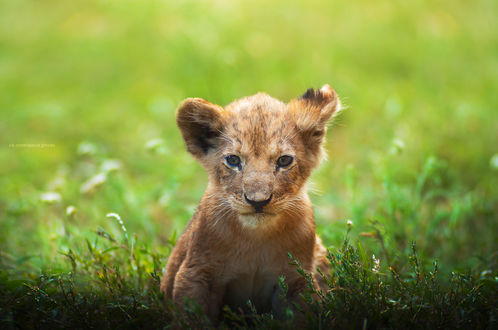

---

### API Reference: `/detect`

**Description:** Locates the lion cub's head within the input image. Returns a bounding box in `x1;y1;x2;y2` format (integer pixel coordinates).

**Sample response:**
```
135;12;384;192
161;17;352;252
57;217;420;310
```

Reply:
176;85;340;227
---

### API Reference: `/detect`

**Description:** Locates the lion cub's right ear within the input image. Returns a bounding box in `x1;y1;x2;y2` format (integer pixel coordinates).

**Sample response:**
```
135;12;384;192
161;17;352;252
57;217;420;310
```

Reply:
288;84;341;162
176;98;226;160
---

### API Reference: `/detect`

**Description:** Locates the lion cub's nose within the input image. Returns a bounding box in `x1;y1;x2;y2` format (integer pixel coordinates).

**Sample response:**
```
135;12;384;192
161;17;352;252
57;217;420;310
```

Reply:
244;194;272;213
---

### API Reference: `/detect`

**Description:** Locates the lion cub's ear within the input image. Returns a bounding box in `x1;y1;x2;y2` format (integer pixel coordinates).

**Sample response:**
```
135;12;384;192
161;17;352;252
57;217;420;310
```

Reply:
176;98;226;160
289;84;341;158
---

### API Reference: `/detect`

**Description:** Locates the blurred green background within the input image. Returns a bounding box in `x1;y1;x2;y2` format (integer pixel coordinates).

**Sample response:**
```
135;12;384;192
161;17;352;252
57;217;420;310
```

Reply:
0;0;497;279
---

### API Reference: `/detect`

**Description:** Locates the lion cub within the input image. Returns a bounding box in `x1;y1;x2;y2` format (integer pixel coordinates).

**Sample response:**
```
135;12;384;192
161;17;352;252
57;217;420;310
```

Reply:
160;84;340;321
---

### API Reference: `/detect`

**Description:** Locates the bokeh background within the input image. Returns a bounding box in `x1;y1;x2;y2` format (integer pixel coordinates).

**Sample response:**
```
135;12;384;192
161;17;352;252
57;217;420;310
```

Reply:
1;0;497;281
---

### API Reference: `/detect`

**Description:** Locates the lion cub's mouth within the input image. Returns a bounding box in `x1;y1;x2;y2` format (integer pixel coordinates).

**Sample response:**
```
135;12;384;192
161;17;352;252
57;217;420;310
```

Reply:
239;211;276;216
238;212;279;228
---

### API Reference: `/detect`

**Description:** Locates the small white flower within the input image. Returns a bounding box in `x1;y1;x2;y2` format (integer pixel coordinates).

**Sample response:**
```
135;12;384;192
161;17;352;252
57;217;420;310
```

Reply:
66;205;76;217
159;191;171;207
106;212;129;243
390;138;405;155
346;219;353;227
106;212;127;233
101;159;122;173
80;173;107;194
145;138;164;150
145;138;168;155
490;154;498;170
480;270;492;277
40;192;61;204
372;254;380;273
77;141;97;156
106;212;122;221
48;176;66;191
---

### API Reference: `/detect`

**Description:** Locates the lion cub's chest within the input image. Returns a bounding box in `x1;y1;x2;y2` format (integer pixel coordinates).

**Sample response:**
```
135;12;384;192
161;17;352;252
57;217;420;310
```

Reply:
219;242;285;312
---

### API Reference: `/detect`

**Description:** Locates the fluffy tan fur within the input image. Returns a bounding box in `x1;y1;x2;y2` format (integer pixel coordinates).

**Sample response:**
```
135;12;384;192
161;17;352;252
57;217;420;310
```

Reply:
160;84;340;321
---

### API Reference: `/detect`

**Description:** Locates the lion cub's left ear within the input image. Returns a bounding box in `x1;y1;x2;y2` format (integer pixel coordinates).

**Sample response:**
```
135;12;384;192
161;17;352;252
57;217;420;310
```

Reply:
289;84;341;157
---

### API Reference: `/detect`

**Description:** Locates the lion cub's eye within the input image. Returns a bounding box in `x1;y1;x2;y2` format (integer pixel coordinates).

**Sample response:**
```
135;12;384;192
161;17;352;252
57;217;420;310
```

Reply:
225;155;241;168
277;155;294;168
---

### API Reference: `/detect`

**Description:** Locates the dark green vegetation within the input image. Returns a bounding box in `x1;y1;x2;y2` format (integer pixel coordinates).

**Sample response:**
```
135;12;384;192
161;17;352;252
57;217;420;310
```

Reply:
0;0;497;328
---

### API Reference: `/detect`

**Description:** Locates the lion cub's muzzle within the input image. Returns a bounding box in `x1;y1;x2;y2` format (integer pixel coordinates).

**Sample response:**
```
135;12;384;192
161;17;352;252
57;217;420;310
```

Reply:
244;193;272;213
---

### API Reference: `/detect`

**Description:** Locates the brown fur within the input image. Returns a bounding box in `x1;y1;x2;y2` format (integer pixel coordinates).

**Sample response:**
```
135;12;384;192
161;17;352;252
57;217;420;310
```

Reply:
160;84;340;321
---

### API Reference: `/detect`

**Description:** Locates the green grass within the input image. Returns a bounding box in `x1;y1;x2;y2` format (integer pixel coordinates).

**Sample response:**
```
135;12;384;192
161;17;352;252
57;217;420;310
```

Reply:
0;0;497;328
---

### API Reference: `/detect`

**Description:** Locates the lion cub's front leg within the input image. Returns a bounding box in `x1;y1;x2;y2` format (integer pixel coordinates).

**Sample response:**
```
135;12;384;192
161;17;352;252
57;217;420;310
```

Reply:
172;261;224;322
160;228;224;322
